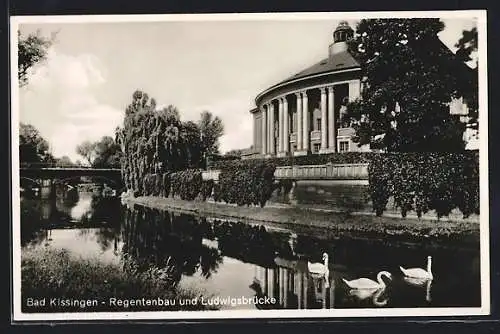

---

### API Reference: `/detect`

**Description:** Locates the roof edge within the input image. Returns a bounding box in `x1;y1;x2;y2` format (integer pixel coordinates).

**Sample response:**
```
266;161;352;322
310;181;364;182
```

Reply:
255;66;361;106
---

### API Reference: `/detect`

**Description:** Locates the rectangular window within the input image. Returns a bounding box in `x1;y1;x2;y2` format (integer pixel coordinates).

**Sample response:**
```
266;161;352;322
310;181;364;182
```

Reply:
313;143;320;153
316;118;321;131
339;141;349;153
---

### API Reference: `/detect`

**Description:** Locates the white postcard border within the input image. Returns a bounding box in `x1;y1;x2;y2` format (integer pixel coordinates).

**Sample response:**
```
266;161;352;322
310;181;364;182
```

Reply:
10;10;490;321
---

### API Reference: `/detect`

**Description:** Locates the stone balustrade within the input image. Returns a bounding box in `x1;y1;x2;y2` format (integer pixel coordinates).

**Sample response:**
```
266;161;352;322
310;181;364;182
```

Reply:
274;163;369;180
203;163;369;181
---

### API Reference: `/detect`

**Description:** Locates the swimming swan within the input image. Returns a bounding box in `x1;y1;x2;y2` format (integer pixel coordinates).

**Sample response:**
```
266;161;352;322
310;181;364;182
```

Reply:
308;253;330;288
342;271;392;290
400;256;433;280
348;287;389;307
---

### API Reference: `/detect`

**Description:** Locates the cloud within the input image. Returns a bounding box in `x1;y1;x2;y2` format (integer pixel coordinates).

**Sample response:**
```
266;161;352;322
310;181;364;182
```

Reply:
19;47;122;162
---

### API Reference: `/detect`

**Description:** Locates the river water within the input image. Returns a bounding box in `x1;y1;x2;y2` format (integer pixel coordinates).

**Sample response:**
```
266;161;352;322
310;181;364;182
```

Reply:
20;191;481;311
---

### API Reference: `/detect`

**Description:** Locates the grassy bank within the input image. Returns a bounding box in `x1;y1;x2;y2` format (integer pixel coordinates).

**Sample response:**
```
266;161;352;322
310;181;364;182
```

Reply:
21;248;216;312
129;196;480;249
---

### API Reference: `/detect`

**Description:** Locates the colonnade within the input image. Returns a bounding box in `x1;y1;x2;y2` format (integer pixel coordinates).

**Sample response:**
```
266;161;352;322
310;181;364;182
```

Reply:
260;80;360;156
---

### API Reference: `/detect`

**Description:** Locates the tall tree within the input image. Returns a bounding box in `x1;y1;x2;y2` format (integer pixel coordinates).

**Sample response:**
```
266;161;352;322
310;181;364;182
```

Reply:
93;136;122;168
18;30;54;87
344;18;469;152
75;136;122;168
19;123;53;164
76;141;97;166
455;27;478;64
198;111;224;156
455;27;479;135
116;90;225;193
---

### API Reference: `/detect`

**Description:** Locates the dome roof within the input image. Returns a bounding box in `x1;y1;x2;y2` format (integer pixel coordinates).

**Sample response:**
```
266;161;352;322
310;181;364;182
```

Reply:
283;50;360;82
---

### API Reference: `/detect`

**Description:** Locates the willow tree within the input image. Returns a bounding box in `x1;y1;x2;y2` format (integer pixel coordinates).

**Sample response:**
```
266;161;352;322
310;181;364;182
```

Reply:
345;18;473;152
116;90;206;193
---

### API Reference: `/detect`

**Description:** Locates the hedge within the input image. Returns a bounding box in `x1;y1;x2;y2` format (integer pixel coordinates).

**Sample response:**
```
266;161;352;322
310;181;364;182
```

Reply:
369;151;479;219
208;152;376;170
170;169;203;201
138;150;479;220
215;160;277;207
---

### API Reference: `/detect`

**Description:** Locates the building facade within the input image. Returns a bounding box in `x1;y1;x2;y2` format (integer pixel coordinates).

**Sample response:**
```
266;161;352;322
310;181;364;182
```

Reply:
247;21;474;158
250;21;369;158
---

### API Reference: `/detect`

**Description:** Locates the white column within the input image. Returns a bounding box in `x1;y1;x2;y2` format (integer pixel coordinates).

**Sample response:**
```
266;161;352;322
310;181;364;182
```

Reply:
283;268;289;307
279;267;284;305
269;102;275;155
261;107;267;155
278;98;284;153
348;79;361;102
296;92;303;151
267;104;272;153
320;87;327;151
302;91;309;152
327;86;335;151
283;97;289;153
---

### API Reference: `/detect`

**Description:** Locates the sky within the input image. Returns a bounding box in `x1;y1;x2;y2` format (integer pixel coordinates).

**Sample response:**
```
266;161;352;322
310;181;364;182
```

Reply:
15;14;478;161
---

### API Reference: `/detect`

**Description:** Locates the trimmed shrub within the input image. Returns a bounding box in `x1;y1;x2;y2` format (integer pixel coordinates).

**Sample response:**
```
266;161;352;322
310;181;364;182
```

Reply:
170;169;203;200
217;160;276;207
162;173;170;198
369;151;479;218
200;180;214;201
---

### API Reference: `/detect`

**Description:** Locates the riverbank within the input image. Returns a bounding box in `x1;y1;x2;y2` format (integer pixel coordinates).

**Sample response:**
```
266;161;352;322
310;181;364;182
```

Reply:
128;196;480;249
21;247;216;312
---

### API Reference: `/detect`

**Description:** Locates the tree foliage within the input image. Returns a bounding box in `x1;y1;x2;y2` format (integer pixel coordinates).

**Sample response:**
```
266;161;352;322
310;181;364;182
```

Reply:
18;30;54;87
76;136;122;168
345;18;472;152
76;141;97;166
93;136;122;168
19;123;53;164
455;27;478;64
455;27;479;134
116;90;223;193
198;111;224;157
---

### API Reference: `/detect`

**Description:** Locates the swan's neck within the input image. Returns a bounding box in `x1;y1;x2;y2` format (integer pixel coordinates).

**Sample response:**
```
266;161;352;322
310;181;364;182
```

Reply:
323;255;328;268
376;272;387;287
427;258;432;274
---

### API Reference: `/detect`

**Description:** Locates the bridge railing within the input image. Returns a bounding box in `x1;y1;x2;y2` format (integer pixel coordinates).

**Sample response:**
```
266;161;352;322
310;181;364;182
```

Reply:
20;162;93;169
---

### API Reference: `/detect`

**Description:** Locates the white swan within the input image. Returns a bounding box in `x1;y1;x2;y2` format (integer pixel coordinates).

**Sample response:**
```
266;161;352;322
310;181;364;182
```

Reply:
342;271;392;290
308;253;330;288
348;288;388;307
400;256;433;280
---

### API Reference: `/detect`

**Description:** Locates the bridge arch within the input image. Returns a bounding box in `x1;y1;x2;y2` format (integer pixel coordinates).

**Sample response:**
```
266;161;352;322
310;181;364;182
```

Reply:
20;177;41;188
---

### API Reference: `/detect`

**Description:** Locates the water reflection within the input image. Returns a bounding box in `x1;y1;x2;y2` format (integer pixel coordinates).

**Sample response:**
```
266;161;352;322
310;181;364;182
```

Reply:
21;198;481;310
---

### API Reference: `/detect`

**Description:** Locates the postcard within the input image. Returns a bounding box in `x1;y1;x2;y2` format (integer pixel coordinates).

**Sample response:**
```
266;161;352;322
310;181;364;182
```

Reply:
11;10;489;321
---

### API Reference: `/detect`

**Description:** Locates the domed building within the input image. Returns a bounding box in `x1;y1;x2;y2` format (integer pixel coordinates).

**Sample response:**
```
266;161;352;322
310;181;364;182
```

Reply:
246;21;475;159
249;21;370;158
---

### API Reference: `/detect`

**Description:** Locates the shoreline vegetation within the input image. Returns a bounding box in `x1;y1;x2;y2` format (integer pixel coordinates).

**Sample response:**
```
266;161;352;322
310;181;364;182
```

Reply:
128;196;480;250
21;247;216;313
